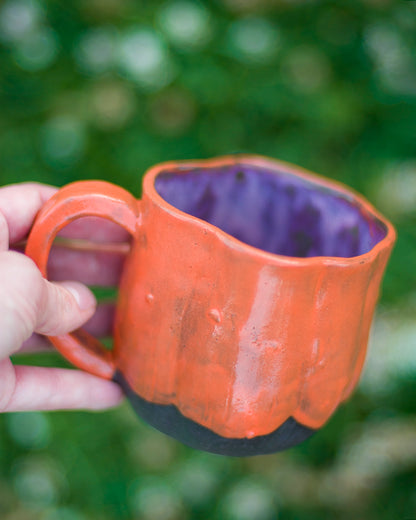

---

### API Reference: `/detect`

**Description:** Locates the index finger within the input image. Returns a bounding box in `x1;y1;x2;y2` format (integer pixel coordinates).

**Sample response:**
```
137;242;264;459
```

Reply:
2;364;123;412
0;183;57;248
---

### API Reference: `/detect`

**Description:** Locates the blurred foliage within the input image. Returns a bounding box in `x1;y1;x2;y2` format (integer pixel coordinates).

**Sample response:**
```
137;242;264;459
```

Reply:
1;0;416;519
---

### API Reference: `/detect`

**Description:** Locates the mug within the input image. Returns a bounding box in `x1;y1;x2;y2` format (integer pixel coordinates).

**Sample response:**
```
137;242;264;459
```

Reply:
26;155;396;456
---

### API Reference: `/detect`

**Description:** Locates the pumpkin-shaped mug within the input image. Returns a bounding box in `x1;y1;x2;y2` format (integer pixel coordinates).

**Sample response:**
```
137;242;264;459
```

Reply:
26;155;396;456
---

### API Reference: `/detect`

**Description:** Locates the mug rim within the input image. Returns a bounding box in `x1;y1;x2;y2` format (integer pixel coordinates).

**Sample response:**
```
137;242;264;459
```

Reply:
142;154;396;266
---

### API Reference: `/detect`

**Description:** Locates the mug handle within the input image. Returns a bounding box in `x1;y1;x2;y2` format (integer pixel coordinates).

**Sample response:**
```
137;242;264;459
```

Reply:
25;180;141;380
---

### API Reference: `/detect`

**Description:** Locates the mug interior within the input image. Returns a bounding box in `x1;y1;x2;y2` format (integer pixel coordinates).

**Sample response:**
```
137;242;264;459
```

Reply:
154;161;387;258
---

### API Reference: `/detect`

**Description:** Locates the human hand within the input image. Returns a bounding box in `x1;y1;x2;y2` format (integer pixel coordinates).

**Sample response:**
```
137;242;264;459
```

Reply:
0;182;128;412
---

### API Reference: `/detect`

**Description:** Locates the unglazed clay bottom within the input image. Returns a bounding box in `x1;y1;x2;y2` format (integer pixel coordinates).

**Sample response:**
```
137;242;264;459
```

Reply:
115;371;315;456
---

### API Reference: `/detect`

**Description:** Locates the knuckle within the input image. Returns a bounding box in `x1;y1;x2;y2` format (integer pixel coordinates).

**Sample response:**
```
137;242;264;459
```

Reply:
36;282;79;336
0;252;44;352
0;359;17;412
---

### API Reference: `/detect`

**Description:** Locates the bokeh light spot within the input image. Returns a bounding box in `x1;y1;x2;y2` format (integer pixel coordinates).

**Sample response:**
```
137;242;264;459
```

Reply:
364;22;416;96
0;0;43;43
175;456;221;507
227;17;280;64
42;506;88;520
282;45;332;93
40;116;87;169
158;1;212;51
88;80;136;130
149;88;196;135
117;28;175;90
361;308;416;397
74;27;117;76
6;412;51;449
129;431;177;471
129;478;185;520
12;456;67;509
13;26;58;71
220;478;277;520
374;160;416;218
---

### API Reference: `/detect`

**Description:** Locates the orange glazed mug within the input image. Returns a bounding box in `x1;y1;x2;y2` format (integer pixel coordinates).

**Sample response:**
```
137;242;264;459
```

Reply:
26;155;396;456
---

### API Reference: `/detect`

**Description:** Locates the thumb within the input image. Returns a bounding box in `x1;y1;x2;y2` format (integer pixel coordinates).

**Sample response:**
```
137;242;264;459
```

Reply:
36;280;97;336
0;251;97;356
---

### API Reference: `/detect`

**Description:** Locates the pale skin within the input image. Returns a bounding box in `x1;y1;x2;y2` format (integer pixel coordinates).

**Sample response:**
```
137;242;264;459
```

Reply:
0;182;127;412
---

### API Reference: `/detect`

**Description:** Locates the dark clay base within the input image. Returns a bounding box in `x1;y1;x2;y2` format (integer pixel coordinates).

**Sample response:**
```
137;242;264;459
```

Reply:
114;372;316;456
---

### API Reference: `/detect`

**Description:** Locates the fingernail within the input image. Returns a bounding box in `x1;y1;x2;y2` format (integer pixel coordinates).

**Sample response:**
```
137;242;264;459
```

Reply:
63;282;96;312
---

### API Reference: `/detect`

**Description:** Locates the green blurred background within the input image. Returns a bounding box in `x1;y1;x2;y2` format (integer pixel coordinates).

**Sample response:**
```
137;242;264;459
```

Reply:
1;0;416;518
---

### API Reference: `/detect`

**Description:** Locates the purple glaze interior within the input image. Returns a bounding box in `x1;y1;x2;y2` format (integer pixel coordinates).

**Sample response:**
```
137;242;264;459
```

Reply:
154;163;387;258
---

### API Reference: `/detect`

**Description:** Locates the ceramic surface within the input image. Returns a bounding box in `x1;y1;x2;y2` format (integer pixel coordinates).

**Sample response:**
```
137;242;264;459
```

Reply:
25;155;396;455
